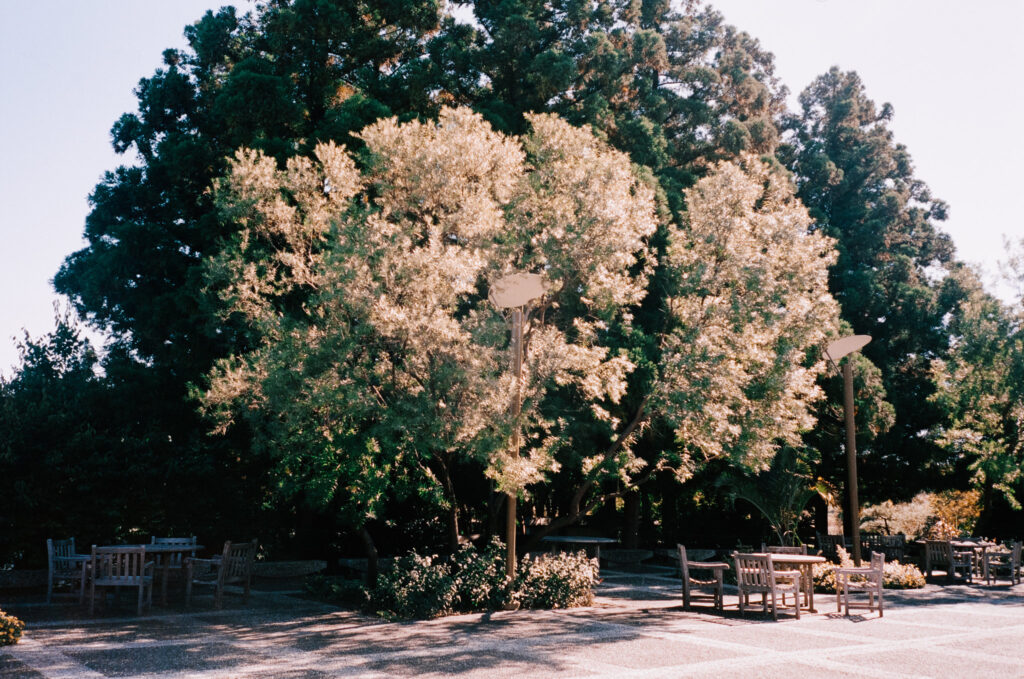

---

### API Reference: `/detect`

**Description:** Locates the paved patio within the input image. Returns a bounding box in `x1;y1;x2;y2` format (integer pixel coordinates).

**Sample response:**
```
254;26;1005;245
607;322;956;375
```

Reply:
2;571;1023;678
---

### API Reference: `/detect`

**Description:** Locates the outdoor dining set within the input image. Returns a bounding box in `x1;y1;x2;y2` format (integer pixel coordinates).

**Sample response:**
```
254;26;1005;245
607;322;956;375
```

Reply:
677;536;1022;622
45;537;258;615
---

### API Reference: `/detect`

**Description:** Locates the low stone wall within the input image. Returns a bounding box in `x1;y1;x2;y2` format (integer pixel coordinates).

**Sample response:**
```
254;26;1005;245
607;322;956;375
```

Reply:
0;569;46;589
252;560;326;579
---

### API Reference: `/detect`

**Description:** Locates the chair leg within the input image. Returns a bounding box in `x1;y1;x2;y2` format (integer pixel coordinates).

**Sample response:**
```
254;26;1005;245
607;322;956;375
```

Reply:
46;575;53;604
137;585;144;616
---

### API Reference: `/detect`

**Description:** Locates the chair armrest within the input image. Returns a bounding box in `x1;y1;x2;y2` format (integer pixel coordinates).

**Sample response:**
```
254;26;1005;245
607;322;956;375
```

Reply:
773;569;801;579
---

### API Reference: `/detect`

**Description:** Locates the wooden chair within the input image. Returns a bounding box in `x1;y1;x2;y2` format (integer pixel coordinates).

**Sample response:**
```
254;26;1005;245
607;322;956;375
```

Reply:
186;539;257;609
836;551;884;617
924;540;951;579
947;544;975;583
762;544;808;555
87;545;154;615
677;545;729;611
150;536;197;585
733;552;801;620
983;541;1022;585
46;538;88;604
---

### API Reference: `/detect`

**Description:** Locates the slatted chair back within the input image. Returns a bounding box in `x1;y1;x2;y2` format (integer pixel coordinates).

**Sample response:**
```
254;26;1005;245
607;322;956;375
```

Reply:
92;546;150;585
88;545;154;615
762;544;807;555
151;536;198;568
924;540;951;578
734;553;773;595
47;538;85;603
222;539;258;585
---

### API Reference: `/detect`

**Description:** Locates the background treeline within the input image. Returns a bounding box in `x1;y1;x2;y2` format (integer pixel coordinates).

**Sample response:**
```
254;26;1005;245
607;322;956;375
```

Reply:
2;0;1022;569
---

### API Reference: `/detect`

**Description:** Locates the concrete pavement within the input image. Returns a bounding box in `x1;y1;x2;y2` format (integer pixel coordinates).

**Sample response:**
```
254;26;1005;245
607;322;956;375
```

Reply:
3;570;1024;678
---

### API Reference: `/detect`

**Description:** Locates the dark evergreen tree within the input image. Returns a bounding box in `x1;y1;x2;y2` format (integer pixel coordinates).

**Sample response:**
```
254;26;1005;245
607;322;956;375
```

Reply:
781;68;964;501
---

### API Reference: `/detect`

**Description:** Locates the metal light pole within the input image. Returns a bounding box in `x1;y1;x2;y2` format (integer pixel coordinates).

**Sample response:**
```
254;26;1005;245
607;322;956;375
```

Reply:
825;335;871;567
490;273;546;577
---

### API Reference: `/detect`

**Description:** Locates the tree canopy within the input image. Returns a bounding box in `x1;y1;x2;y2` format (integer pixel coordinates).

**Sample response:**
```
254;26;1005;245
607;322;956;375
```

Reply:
2;0;1019;568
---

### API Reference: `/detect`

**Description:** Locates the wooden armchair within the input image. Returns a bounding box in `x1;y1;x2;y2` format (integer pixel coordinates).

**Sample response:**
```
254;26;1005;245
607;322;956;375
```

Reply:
186;539;257;609
836;551;884;617
88;545;154;615
947;544;975;583
677;545;729;611
733;552;800;620
46;538;88;604
983;542;1021;585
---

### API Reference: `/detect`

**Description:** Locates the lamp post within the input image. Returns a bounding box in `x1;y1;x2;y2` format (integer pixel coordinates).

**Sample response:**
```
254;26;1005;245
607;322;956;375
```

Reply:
824;334;871;567
489;273;546;577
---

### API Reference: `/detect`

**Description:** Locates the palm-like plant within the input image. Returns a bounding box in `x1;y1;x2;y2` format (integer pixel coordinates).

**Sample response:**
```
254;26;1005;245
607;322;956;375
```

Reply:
717;448;830;546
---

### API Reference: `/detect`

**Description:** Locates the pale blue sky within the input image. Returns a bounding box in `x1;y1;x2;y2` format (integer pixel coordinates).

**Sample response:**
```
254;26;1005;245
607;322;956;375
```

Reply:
1;1;1021;375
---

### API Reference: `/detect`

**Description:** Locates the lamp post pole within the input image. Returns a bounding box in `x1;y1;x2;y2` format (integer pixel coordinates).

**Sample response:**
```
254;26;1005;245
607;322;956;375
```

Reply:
489;273;546;578
843;359;862;566
825;335;871;568
506;306;523;578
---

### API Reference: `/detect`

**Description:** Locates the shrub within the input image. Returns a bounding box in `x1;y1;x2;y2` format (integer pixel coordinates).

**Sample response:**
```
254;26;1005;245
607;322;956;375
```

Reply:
0;609;24;646
370;550;456;620
367;540;597;619
512;551;599;609
451;539;510;612
813;547;925;593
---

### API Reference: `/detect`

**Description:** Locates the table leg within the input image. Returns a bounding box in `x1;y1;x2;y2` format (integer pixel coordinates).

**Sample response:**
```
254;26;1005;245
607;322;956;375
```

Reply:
804;565;816;613
162;559;171;605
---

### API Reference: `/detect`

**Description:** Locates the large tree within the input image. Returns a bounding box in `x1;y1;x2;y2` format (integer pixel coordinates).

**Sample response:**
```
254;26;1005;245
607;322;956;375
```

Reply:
781;67;962;501
200;108;840;560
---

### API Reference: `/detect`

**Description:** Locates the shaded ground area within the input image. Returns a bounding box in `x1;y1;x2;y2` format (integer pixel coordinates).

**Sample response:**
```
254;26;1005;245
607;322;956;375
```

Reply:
3;571;1024;678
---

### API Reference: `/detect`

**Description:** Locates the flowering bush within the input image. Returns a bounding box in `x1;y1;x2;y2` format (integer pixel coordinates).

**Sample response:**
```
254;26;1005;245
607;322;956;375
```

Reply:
367;539;597;619
512;551;599;609
813;547;925;593
860;490;981;540
0;609;24;646
370;551;457;620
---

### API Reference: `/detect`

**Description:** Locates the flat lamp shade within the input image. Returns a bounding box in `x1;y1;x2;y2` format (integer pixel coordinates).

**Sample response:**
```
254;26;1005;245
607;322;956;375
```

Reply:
490;273;546;309
825;335;871;361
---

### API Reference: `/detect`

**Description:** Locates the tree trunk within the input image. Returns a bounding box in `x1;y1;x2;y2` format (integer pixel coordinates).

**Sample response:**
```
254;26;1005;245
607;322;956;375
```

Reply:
623;490;640;549
359;525;379;587
436;456;460;553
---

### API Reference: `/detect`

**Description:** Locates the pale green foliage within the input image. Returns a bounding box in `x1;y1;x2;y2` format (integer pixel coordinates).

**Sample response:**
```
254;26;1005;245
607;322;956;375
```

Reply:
860;490;982;538
930;268;1024;508
860;494;934;539
202;107;656;505
200;109;840;525
663;156;839;474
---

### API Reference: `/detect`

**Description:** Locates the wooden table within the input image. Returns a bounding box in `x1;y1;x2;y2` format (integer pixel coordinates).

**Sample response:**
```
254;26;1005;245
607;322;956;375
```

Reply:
768;553;826;613
98;544;203;605
540;536;618;560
